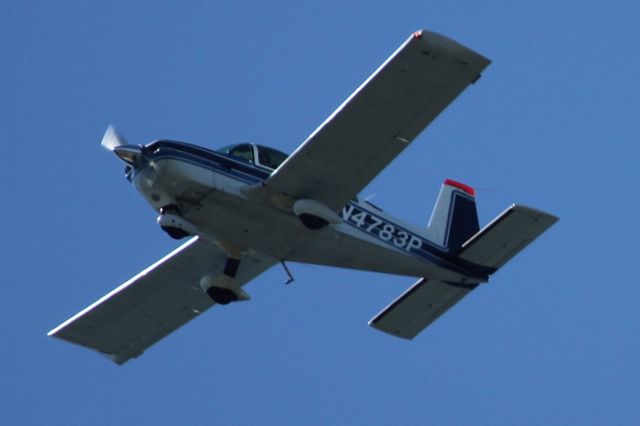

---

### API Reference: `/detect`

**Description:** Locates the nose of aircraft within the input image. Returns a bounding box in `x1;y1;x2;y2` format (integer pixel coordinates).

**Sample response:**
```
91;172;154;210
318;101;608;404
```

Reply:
113;145;144;166
100;125;148;168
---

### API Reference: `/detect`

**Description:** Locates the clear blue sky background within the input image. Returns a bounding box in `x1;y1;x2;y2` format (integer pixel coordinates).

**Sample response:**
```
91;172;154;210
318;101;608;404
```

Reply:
2;1;639;424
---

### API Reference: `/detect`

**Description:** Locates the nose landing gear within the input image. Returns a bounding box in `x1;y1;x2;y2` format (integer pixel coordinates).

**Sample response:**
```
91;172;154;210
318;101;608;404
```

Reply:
157;205;194;239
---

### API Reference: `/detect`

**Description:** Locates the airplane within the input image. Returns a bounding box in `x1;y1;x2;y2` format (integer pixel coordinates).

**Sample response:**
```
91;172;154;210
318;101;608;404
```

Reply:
48;29;557;365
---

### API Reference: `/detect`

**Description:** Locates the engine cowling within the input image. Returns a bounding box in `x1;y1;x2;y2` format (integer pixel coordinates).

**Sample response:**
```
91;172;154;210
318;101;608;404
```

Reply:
292;199;341;230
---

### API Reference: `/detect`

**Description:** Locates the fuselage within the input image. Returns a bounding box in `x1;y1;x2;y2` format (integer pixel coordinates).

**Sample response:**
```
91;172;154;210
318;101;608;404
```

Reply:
129;140;490;285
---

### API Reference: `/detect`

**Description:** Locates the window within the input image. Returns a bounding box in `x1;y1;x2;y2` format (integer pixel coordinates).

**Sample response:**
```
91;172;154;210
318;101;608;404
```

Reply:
256;145;288;169
217;143;289;170
228;144;254;163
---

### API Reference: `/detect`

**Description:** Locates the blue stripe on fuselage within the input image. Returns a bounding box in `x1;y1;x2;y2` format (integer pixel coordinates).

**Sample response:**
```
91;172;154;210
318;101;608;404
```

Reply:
340;203;492;279
138;140;270;184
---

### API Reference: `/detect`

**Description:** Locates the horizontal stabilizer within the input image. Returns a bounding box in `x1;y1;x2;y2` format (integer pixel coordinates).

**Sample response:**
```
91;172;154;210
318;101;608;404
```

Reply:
369;278;477;339
458;205;558;269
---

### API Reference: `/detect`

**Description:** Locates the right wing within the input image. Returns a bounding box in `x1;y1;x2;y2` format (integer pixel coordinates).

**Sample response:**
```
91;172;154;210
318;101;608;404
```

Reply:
264;30;491;210
48;237;276;364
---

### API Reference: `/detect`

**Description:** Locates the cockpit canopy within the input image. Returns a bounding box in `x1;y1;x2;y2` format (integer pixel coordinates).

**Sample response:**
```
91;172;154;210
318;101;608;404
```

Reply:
217;143;288;170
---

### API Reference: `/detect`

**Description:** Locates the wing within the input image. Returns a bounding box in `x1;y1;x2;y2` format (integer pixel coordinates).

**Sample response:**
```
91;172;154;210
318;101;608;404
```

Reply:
48;237;276;364
265;30;491;210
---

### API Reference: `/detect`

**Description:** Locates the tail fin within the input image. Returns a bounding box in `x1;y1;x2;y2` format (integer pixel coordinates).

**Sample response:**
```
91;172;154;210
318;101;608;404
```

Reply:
426;179;479;252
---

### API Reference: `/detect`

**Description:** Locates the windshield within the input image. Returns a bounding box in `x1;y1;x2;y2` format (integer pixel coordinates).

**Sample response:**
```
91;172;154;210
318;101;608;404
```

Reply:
217;143;288;170
218;143;254;163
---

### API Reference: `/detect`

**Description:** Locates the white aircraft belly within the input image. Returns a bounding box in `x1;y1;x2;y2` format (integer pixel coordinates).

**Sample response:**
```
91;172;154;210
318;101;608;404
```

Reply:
190;186;466;280
132;158;255;213
134;158;475;282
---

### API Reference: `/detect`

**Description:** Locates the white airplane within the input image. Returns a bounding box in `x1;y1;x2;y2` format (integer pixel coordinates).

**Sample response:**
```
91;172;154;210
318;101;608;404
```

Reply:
48;30;557;365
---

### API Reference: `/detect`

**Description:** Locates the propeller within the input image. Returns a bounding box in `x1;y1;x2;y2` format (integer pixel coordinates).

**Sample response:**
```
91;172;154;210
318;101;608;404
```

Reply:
100;125;145;167
101;125;127;151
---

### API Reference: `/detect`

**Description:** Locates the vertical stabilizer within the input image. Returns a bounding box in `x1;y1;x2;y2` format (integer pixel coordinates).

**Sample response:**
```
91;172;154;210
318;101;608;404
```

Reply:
426;179;479;251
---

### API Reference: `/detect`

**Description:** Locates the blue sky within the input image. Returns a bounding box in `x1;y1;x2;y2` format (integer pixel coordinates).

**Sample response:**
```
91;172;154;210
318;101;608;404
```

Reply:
3;1;640;424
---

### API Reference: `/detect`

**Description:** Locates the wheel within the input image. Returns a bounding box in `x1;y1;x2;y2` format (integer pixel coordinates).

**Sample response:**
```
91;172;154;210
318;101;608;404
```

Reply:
205;286;239;305
160;225;190;239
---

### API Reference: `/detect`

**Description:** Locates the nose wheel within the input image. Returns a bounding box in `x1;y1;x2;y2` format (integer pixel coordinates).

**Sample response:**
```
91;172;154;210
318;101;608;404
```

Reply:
162;226;190;240
158;205;192;239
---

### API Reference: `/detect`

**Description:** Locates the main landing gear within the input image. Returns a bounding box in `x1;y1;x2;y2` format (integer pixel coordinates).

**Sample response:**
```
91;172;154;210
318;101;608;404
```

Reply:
200;256;250;305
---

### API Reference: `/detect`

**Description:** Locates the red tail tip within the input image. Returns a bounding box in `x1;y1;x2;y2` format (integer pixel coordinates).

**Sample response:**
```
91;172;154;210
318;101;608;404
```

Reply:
444;179;476;196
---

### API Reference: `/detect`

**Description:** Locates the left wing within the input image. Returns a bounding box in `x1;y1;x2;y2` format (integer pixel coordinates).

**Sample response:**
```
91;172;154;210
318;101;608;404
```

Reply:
264;30;490;210
48;237;276;364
